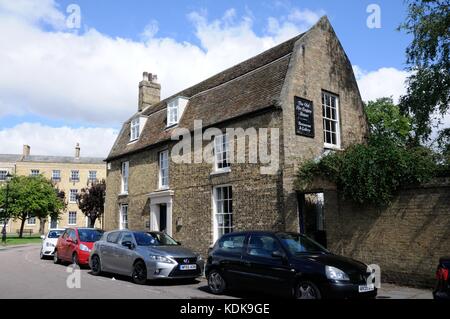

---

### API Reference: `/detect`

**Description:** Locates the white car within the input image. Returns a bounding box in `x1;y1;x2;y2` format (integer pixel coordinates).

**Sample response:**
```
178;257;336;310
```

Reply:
40;229;65;259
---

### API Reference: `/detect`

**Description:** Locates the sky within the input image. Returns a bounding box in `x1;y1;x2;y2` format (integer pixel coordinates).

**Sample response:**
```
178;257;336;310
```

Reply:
0;0;447;157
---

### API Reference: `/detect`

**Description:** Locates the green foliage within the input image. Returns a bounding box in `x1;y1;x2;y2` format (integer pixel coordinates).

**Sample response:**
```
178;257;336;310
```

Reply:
76;180;106;227
0;175;65;236
399;0;450;141
295;98;438;206
365;98;412;144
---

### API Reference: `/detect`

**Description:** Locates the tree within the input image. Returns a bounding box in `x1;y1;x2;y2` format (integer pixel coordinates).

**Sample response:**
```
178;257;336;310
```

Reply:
77;180;106;228
0;175;65;237
399;0;450;142
366;97;412;145
39;189;66;235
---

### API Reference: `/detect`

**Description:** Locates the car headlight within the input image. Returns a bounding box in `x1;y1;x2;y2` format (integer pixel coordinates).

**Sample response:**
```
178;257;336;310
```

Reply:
196;254;203;261
149;255;174;264
325;266;350;281
45;242;55;247
79;244;91;252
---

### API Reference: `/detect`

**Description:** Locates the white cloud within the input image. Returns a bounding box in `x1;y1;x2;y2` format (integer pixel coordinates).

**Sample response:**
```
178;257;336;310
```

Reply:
0;123;118;158
353;66;409;103
0;1;323;126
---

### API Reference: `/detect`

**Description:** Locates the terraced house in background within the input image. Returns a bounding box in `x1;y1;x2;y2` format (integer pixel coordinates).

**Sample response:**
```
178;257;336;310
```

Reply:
0;144;106;234
104;17;368;255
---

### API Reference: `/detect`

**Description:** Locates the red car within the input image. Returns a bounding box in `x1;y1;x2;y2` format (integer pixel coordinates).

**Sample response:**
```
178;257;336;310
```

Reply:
54;228;104;266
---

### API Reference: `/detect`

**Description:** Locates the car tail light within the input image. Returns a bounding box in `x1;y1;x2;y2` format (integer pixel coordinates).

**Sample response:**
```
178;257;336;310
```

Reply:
436;268;449;281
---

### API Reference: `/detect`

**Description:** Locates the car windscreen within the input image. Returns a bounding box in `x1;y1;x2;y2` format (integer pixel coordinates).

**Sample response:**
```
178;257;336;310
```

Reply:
277;233;329;255
133;232;158;246
146;232;179;246
48;230;64;239
78;229;104;243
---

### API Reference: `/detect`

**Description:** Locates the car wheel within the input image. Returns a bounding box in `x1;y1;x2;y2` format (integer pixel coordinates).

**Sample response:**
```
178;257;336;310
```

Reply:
295;281;321;299
90;255;102;276
72;253;79;266
207;270;227;295
53;250;60;264
132;260;147;285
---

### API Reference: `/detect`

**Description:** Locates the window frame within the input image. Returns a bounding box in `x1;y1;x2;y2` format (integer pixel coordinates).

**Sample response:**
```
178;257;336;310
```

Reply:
158;150;169;189
68;211;77;226
214;134;231;173
166;99;179;127
322;91;341;149
88;170;97;182
27;214;36;226
69;189;78;203
30;169;40;177
70;170;80;182
130;118;140;141
119;204;129;230
52;170;61;182
0;170;7;181
121;161;129;194
212;185;233;242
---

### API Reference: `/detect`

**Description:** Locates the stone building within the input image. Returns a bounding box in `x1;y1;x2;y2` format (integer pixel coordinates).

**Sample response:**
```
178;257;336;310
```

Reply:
104;17;368;255
0;144;106;234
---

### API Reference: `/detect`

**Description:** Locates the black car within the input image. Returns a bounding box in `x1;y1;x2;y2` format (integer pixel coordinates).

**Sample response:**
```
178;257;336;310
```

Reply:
433;257;450;300
205;231;377;299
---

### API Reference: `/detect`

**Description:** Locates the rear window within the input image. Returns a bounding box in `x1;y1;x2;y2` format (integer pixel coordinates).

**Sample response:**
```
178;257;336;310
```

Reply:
217;235;246;254
107;232;121;243
78;229;104;243
48;230;63;239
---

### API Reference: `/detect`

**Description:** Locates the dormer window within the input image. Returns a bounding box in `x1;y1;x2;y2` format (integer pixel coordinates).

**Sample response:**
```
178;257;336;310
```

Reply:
129;116;147;142
167;97;188;127
130;118;140;141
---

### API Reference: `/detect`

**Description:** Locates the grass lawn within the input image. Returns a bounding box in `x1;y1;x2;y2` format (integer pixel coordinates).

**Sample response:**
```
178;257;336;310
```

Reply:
2;235;42;246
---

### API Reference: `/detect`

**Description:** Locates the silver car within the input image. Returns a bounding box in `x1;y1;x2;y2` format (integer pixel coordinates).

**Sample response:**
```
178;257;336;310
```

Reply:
89;230;204;284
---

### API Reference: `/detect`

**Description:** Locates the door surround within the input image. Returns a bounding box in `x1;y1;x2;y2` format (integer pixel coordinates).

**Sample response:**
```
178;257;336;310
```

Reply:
148;190;174;236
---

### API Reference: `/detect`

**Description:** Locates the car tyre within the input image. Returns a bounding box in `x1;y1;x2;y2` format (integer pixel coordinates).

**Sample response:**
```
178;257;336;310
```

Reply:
207;270;227;295
90;255;102;276
132;260;147;285
295;281;322;299
53;250;61;264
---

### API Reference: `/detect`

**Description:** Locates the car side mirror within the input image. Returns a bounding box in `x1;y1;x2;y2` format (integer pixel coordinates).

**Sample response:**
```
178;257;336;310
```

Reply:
40;235;45;240
122;241;135;249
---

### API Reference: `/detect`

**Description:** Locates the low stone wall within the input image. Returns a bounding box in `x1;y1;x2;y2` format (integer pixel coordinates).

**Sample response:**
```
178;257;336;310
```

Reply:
325;177;450;288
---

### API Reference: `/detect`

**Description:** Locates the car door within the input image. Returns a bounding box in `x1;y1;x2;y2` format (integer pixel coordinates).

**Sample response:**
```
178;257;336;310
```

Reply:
59;230;71;260
114;232;137;276
242;234;294;294
214;234;248;287
67;229;78;261
57;230;68;259
100;231;121;272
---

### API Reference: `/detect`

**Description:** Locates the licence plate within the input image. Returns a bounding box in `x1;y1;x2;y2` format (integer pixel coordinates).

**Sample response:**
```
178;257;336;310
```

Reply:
358;284;375;293
180;264;197;270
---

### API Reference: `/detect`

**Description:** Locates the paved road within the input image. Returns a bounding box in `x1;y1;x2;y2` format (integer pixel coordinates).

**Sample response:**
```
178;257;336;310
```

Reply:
0;244;231;299
0;244;433;299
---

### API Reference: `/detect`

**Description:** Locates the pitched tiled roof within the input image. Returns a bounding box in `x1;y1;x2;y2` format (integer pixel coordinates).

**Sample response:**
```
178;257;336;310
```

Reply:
107;33;304;161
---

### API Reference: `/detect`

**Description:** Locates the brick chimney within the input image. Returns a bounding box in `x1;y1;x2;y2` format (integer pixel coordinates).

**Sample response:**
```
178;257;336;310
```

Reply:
23;145;30;157
75;143;80;158
138;72;161;112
